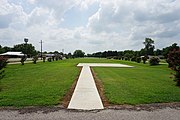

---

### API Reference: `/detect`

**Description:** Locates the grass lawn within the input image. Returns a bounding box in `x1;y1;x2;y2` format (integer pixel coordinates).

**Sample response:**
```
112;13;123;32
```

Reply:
0;58;179;107
0;58;115;107
93;60;180;105
0;60;79;107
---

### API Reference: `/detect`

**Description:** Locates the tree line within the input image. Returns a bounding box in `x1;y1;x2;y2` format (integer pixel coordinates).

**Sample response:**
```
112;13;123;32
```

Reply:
0;43;86;59
87;38;179;59
0;38;179;59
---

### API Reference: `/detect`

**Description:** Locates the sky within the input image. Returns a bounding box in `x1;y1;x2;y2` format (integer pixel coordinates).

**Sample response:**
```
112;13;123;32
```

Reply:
0;0;180;54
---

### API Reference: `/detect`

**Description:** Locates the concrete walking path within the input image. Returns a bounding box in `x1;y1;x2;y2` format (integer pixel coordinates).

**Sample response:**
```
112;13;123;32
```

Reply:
68;63;133;110
68;65;104;110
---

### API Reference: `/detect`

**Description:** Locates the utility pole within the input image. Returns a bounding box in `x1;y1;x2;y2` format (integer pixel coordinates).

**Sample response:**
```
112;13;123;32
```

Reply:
39;40;43;60
24;38;28;57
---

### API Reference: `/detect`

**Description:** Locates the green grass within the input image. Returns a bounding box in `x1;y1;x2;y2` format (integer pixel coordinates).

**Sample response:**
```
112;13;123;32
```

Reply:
0;58;179;107
93;60;180;105
0;60;79;107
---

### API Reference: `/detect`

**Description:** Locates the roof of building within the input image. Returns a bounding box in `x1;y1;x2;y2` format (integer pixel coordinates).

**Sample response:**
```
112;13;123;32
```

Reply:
0;52;25;56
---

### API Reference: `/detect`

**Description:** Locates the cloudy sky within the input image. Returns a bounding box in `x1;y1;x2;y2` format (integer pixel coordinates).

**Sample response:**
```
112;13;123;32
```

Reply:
0;0;180;54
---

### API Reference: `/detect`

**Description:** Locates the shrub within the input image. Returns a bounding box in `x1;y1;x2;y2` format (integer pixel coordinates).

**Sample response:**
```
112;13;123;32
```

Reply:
107;57;112;59
55;56;59;61
0;56;8;70
124;57;128;61
47;57;52;62
65;56;69;59
131;56;136;62
59;56;63;60
149;57;160;66
20;56;27;65
42;56;46;62
118;56;122;60
52;56;55;61
0;56;8;91
121;56;124;60
113;56;118;60
166;59;172;68
32;55;38;64
167;49;180;86
136;57;141;63
142;56;147;64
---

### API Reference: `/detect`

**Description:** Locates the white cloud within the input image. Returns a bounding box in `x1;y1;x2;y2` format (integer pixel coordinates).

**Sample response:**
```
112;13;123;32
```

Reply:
87;0;180;51
27;0;36;4
79;0;98;10
0;0;180;54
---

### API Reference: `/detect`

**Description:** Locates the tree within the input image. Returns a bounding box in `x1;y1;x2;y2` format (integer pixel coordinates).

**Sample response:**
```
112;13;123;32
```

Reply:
0;45;12;54
162;43;179;59
53;51;59;54
167;49;180;86
139;48;146;56
118;51;124;57
143;38;155;56
73;50;85;58
155;49;162;56
13;43;37;57
67;53;72;58
0;45;5;54
149;57;160;66
142;56;147;64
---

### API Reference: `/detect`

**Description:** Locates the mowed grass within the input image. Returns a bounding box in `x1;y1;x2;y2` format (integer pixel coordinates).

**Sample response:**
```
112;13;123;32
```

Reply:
0;58;180;107
0;60;79;107
0;58;117;107
93;60;180;105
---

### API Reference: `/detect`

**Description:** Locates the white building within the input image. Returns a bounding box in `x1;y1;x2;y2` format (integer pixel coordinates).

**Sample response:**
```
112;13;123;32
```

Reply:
0;52;25;57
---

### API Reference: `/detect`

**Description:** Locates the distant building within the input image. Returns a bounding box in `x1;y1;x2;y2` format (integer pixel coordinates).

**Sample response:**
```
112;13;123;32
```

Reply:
0;52;25;58
45;54;55;57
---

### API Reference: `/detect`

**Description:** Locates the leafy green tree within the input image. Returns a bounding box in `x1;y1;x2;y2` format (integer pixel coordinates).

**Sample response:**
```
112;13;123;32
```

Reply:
73;50;85;58
66;53;72;59
118;51;124;57
124;53;133;60
162;43;179;58
0;45;4;54
143;38;155;56
13;43;37;57
155;49;163;56
0;45;12;54
53;51;59;54
139;48;146;56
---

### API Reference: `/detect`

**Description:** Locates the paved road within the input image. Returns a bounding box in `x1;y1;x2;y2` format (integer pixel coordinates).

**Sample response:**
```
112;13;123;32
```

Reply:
0;108;179;120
